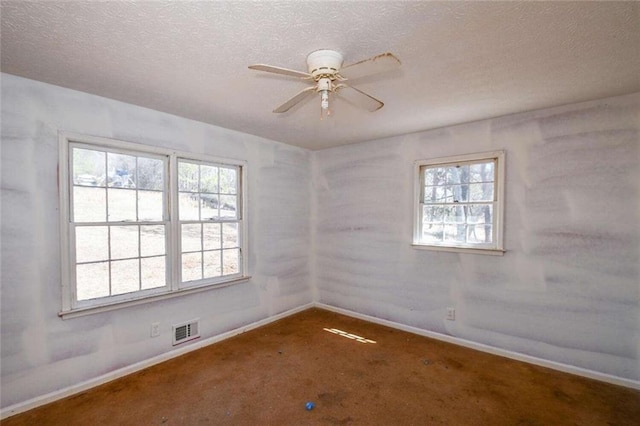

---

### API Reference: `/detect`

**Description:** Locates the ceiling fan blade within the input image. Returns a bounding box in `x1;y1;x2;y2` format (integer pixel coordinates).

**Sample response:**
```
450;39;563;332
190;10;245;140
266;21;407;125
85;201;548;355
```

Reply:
273;86;317;113
340;52;401;81
335;84;384;112
248;64;311;79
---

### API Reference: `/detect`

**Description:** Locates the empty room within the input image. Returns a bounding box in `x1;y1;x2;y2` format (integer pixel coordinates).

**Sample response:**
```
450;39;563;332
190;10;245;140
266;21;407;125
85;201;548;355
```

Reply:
1;1;639;424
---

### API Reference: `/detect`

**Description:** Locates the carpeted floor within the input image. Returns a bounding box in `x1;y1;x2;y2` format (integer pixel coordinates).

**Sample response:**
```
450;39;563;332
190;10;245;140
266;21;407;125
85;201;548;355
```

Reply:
3;308;639;425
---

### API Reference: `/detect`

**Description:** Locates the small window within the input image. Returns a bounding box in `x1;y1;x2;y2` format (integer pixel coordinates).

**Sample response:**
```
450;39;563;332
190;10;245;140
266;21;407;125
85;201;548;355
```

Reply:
413;151;505;255
59;133;248;316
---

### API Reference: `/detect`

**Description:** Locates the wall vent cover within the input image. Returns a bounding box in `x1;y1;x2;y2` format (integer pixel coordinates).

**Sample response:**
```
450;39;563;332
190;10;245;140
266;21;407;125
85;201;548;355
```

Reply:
172;319;200;345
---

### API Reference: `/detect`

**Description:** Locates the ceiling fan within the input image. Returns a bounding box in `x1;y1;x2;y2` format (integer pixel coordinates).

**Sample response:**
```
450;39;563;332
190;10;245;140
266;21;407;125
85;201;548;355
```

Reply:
248;49;400;118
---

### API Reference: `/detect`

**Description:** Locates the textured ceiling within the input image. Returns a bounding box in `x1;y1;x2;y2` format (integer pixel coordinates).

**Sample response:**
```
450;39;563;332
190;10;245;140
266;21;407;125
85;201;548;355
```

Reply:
2;1;639;150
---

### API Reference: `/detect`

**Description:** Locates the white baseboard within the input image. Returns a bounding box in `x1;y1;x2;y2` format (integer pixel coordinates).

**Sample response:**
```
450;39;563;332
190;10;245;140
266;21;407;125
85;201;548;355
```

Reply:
3;300;637;420
0;303;313;420
314;302;640;391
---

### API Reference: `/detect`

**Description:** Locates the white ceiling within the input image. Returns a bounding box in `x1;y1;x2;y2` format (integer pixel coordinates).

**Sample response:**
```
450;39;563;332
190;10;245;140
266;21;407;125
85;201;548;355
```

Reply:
2;1;639;151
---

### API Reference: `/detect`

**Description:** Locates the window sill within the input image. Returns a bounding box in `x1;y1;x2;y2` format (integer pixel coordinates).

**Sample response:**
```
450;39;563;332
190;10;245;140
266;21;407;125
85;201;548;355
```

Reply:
59;276;251;319
411;244;505;256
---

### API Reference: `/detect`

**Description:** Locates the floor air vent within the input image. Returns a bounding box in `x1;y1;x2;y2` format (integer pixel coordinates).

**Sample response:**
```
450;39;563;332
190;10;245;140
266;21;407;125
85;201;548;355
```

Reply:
172;319;200;345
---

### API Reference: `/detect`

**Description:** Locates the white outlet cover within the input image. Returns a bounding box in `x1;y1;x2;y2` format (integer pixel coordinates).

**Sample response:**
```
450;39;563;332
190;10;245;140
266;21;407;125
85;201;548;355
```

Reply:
446;308;456;321
151;322;160;337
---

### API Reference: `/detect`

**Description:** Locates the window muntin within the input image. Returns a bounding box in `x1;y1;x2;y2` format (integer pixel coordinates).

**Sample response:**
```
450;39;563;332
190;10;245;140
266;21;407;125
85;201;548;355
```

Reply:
414;151;504;253
60;134;248;315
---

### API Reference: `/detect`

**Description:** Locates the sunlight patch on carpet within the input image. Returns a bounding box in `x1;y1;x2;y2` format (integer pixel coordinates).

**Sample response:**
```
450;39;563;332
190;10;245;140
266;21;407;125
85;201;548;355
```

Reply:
323;328;376;344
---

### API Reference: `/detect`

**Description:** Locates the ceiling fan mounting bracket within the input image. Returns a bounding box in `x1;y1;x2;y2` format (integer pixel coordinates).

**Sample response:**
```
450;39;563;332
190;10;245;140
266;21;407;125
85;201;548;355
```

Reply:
306;49;344;81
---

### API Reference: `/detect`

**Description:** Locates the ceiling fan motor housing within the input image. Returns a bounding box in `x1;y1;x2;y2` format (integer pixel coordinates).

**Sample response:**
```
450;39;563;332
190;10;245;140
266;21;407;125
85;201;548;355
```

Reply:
307;49;344;80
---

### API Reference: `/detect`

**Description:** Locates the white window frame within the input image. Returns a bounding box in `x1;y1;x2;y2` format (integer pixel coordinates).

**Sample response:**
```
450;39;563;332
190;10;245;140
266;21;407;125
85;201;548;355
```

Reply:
59;132;249;318
412;150;505;255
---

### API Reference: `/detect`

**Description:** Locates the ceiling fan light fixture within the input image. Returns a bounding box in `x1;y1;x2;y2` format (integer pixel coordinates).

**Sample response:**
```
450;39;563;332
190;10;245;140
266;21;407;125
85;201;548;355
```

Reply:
316;77;333;119
248;49;400;116
320;90;331;120
321;90;329;110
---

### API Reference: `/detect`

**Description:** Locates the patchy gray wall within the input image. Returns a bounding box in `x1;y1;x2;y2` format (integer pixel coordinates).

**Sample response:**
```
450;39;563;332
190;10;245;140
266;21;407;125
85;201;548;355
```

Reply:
313;93;640;381
0;74;312;408
2;72;638;410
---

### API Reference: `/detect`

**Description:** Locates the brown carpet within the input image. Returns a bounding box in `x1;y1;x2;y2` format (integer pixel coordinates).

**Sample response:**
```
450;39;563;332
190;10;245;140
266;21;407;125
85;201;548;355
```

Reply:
3;308;639;425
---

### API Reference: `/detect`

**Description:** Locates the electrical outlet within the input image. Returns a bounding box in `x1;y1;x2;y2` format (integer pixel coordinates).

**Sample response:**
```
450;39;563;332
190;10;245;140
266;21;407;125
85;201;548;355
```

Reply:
151;322;160;337
446;308;455;321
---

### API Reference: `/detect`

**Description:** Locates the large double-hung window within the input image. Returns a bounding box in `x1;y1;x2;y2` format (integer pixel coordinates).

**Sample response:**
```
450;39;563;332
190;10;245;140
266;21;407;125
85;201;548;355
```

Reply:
177;159;241;284
59;133;248;317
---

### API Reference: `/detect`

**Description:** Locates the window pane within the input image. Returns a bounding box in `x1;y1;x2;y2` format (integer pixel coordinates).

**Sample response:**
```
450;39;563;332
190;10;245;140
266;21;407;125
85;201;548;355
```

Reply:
137;157;164;190
424;167;444;186
468;224;493;244
201;194;219;220
76;262;110;300
108;188;136;222
445;166;467;184
467;204;493;224
470;162;494;183
140;225;165;257
219;167;237;194
203;223;222;250
424;186;449;203
444;224;467;243
422;205;445;223
444;167;456;184
110;225;139;260
179;193;200;221
450;184;468;202
222;249;239;275
422;224;443;243
201;194;219;209
442;186;455;203
182;252;202;282
203;250;222;278
74;187;106;222
178;162;199;192
222;223;238;248
181;224;202;252
469;183;494;202
107;153;136;188
443;205;466;224
76;226;108;263
201;165;219;193
458;165;470;183
141;256;165;289
111;259;140;295
220;195;237;218
138;190;163;221
73;148;104;187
